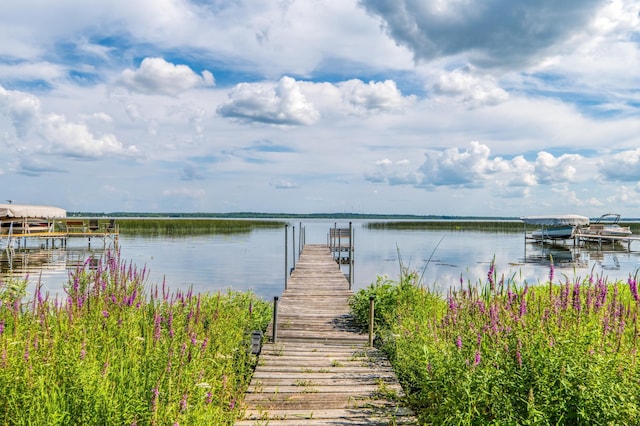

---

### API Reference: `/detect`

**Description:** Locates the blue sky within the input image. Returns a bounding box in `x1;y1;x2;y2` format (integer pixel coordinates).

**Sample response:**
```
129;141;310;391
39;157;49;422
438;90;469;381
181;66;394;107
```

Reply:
1;0;640;217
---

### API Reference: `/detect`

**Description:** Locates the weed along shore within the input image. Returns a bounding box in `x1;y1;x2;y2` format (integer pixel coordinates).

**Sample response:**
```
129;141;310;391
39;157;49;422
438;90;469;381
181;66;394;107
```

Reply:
0;249;272;425
349;266;640;424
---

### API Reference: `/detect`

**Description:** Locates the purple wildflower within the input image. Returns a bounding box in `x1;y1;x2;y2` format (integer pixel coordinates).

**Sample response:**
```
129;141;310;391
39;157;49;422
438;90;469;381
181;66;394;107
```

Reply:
0;320;4;335
474;351;481;366
487;260;495;290
153;312;162;342
628;276;639;302
206;392;213;404
456;335;462;350
151;387;159;413
519;285;528;318
102;310;109;318
180;393;188;412
572;281;581;312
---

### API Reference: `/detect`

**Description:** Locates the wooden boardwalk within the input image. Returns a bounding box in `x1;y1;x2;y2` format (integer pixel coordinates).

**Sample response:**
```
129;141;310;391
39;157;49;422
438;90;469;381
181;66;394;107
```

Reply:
236;244;417;425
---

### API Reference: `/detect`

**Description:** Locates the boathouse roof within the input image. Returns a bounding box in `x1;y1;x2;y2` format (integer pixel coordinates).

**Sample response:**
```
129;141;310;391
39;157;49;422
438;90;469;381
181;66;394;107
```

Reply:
0;204;67;219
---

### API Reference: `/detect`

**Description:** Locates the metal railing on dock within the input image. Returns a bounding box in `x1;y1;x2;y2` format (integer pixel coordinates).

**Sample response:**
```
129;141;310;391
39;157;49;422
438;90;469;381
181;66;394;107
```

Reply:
328;222;354;289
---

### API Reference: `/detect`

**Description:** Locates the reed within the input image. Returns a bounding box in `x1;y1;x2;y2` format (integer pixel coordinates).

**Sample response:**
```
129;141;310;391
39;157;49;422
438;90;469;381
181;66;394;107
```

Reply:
350;266;640;424
367;220;640;233
0;250;272;425
367;220;527;232
114;219;286;236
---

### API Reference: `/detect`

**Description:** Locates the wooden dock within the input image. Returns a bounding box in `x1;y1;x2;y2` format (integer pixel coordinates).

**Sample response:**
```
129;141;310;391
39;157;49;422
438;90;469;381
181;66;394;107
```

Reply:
236;244;417;425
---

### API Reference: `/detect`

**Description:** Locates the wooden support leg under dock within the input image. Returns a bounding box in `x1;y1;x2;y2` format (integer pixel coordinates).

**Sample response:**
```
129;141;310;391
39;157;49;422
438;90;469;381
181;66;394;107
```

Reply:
236;244;417;425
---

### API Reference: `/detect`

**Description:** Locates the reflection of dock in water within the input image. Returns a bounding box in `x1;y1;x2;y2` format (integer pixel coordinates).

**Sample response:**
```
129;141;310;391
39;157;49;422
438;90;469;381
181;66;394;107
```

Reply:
524;243;588;268
523;239;636;272
1;246;108;276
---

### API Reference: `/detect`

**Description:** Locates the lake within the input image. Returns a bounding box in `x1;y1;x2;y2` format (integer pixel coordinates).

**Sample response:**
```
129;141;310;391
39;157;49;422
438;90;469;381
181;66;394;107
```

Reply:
2;219;639;300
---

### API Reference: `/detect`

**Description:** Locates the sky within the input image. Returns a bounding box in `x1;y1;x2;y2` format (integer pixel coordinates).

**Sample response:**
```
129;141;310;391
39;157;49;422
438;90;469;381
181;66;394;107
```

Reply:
1;0;640;217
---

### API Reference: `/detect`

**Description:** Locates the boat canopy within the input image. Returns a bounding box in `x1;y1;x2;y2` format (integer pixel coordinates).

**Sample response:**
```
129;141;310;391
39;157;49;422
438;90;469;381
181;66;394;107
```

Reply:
0;203;66;219
520;214;589;227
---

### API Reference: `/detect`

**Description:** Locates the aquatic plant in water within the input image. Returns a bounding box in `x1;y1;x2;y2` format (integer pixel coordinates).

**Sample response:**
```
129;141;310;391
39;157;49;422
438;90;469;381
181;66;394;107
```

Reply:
0;249;271;425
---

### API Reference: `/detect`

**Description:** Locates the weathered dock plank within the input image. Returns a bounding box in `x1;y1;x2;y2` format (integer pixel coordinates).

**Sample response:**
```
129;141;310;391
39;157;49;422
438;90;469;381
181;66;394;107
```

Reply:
236;244;417;425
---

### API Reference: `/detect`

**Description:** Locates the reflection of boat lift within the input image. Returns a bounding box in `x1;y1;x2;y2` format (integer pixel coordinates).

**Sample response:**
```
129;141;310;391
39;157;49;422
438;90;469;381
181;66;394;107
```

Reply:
1;246;107;275
523;242;588;268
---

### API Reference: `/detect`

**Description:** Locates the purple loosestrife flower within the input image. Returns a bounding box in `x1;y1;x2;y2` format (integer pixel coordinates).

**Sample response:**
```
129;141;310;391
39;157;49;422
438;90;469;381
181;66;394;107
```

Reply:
474;351;481;366
168;311;175;338
180;394;188;412
561;280;570;311
206;392;213;404
102;310;109;318
518;285;528;319
572;281;582;313
0;320;4;335
476;300;486;315
456;335;462;350
628;276;639;302
153;313;162;342
549;261;555;284
151;387;159;414
487;260;495;291
489;303;499;334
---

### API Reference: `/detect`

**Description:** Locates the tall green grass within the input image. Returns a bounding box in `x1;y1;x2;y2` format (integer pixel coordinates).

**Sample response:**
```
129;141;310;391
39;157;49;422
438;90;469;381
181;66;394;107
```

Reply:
350;265;640;424
0;250;272;425
367;220;528;232
114;219;285;236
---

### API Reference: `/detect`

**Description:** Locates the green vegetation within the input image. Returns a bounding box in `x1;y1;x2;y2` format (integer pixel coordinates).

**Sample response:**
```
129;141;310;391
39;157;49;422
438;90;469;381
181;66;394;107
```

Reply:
367;220;527;232
350;266;640;424
99;218;285;236
0;251;272;425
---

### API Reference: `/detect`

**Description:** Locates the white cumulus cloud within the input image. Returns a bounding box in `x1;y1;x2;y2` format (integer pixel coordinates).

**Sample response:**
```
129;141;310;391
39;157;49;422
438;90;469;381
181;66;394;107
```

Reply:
0;84;135;161
116;57;215;96
217;76;320;125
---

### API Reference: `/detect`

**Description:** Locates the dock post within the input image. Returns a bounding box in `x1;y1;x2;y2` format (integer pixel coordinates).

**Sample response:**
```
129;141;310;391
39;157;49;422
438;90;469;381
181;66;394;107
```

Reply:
272;296;279;343
369;295;375;347
292;225;296;271
349;222;354;290
284;225;289;290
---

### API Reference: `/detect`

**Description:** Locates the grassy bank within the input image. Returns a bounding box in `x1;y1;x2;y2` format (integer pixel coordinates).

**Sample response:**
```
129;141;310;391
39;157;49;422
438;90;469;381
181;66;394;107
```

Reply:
110;218;285;236
0;251;272;425
350;266;640;424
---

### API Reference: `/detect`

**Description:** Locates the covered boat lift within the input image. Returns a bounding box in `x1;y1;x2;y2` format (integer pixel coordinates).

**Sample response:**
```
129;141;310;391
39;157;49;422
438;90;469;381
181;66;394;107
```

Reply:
521;214;590;243
1;203;117;250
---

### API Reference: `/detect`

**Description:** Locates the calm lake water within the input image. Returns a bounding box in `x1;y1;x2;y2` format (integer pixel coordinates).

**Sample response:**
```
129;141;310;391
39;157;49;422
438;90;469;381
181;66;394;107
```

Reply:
2;219;640;300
